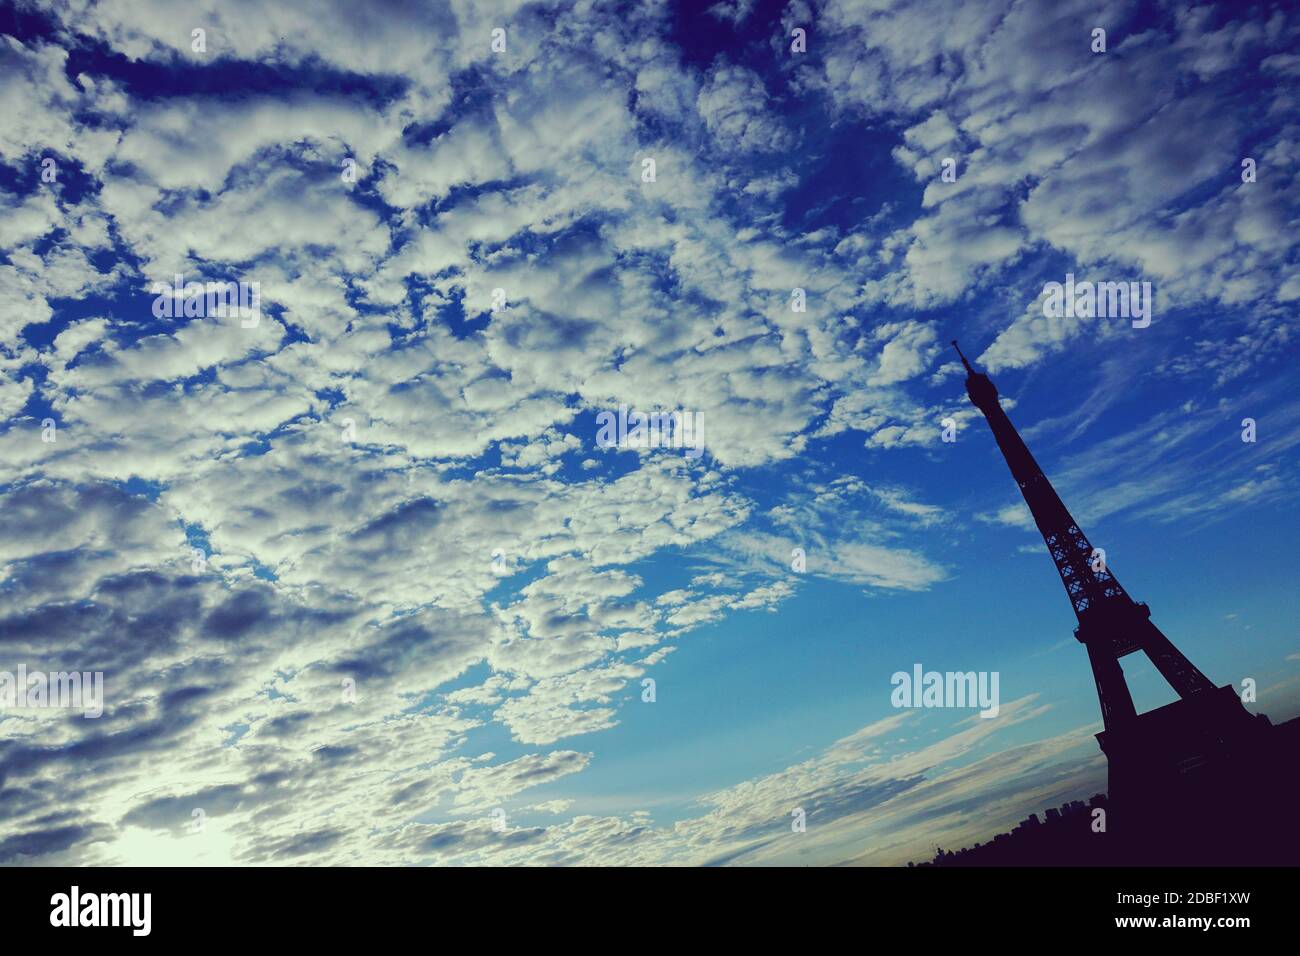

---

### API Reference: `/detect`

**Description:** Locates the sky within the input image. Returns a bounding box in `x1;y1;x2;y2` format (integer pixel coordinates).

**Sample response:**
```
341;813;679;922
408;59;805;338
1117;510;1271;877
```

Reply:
0;0;1298;867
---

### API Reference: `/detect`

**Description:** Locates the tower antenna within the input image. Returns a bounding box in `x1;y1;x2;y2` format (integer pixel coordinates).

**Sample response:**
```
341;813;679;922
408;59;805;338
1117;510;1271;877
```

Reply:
951;339;975;375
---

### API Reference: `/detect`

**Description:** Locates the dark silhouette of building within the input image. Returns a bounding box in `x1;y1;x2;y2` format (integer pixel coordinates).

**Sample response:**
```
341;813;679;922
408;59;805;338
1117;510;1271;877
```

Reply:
941;342;1300;865
914;795;1113;867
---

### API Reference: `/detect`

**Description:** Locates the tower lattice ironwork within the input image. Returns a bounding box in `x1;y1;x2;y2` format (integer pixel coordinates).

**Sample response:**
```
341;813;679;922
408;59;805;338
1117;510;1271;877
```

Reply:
951;342;1216;733
953;340;1299;862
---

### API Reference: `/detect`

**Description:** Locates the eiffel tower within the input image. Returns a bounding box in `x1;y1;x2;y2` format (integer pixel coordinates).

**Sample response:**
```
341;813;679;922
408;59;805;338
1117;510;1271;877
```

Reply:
952;341;1296;862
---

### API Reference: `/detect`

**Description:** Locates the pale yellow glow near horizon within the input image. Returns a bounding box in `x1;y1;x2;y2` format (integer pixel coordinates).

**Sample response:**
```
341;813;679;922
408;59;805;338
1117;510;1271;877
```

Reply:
109;822;242;867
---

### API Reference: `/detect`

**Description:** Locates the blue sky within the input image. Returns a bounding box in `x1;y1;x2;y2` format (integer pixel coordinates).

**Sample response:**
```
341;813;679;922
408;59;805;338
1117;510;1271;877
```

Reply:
0;0;1298;866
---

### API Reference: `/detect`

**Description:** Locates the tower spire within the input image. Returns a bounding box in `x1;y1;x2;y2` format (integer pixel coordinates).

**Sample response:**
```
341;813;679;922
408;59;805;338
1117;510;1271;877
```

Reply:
951;339;975;375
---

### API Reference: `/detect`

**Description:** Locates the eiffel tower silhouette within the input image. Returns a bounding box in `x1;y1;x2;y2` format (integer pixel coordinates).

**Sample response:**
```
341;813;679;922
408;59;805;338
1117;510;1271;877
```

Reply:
953;341;1299;863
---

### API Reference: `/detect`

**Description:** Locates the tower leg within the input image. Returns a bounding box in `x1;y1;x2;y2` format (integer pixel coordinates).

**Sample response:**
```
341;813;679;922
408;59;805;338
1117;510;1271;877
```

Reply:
1139;622;1216;699
1086;641;1136;730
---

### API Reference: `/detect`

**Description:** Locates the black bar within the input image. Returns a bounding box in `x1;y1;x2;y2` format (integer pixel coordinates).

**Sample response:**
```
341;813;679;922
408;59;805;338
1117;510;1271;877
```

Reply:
0;866;1286;941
